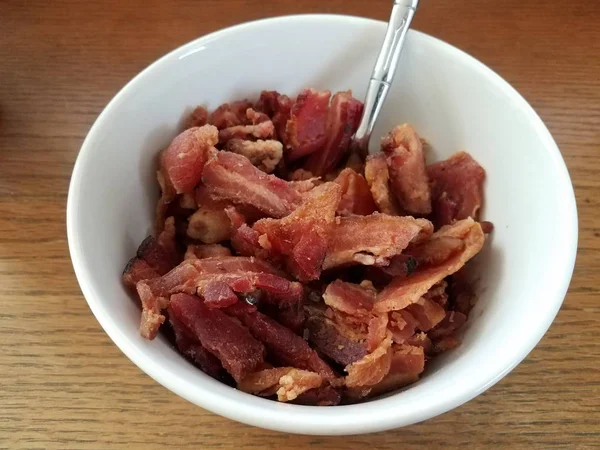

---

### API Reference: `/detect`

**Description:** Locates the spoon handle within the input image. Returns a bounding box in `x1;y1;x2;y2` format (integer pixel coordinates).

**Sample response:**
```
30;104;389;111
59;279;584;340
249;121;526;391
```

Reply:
354;0;419;155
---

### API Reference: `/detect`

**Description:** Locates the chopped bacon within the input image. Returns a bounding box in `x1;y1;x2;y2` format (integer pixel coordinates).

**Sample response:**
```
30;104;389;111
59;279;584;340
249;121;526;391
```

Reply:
253;182;342;281
224;139;283;173
405;332;432;354
269;300;305;334
179;192;197;209
184;106;209;129
333;168;378;216
187;208;231;244
218;120;275;145
209;100;253;129
293;385;341;406
432;336;461;353
428;151;485;227
227;306;337;382
184;244;232;260
323;214;433;270
255;91;280;116
322;280;374;316
238;367;293;395
201;280;239;308
238;367;322;402
404;296;446;331
429;310;468;340
449;270;477;316
134;220;179;275
388;309;419;344
345;335;393;388
159;125;218;194
374;218;485;313
364;153;402;215
367;314;389;351
408;236;465;266
202;151;302;218
305;91;364;176
379;254;419;278
169;311;223;378
169;293;265;382
381;124;432;215
122;257;159;289
285;88;331;161
424;279;449;307
366;344;425;397
256;91;293;142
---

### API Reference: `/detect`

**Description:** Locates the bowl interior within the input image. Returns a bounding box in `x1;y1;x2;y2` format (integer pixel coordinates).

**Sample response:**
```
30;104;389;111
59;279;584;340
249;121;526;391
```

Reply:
67;15;577;435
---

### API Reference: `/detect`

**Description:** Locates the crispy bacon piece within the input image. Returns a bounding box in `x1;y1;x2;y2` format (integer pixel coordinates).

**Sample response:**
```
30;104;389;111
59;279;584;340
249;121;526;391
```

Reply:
305;91;364;176
366;344;425;397
159;125;218;194
253;182;342;281
238;367;322;402
185;106;209;129
293;385;342;406
218;120;275;145
345;335;393;388
169;293;265;382
269;300;305;334
408;236;465;266
429;310;468;340
404;297;446;331
322;280;374;316
366;314;389;351
427;151;485;227
285;88;331;161
202;151;302;218
323;214;433;270
388;309;419;344
449;270;477;316
134;218;179;275
169;311;223;378
374;218;485;313
224;139;283;173
201;280;239;308
209;100;253;129
333;168;378;216
227;305;337;382
432;336;461;353
184;244;232;260
406;332;433;354
256;91;293;142
364;153;402;215
381;124;432;215
187;208;231;244
122;258;159;289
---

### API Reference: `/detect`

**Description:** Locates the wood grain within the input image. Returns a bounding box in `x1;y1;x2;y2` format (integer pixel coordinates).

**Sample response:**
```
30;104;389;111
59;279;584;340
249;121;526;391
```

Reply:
1;0;599;448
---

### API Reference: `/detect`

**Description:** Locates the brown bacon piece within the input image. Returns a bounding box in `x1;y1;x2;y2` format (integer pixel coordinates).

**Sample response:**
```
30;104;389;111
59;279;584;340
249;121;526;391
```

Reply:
256;91;293;142
333;168;378;216
344;335;393;388
404;297;446;331
184;244;232;260
209;100;253;129
238;367;323;402
305;91;363;176
184;106;209;129
224;139;283;173
201;280;239;308
374;218;485;313
381;124;432;215
122;258;159;290
366;344;425;397
134;218;179;276
293;385;342;406
429;310;468;340
218;120;275;145
322;280;374;316
253;182;342;281
159;125;218;194
323;214;433;270
364;153;402;216
285;88;331;161
202;151;302;218
427;151;486;228
169;293;265;382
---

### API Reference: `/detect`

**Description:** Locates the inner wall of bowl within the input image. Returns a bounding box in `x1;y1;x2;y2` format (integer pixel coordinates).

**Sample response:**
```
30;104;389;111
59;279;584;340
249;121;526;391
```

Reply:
72;16;574;430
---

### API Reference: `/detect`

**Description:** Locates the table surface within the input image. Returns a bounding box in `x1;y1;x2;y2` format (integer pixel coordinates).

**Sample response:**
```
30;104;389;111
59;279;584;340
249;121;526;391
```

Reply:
1;0;599;448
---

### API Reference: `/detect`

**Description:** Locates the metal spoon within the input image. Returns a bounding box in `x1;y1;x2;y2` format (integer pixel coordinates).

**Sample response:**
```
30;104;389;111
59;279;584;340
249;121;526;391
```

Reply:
353;0;419;156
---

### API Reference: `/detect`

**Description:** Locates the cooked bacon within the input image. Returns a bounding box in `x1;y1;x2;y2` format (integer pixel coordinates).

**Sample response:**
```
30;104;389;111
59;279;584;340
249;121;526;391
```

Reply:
201;280;239;308
122;258;159;289
285;88;331;161
269;300;305;334
246;108;270;125
366;344;425;397
256;91;293;142
428;151;485;227
388;309;419;344
345;335;393;388
381;124;432;215
322;280;374;316
179;192;197;210
323;214;433;270
424;279;449;307
293;385;341;406
429;310;467;340
159;125;218;194
367;314;389;351
169;311;223;378
135;220;179;275
202;151;302;218
449;270;476;316
185;106;209;129
374;218;485;313
253;182;342;281
169;293;265;382
364;153;402;215
255;91;280;116
290;178;321;195
289;168;316;181
333;168;378;216
187;207;231;244
238;367;292;395
379;254;418;278
405;332;432;354
432;336;461;354
218;120;275;145
238;367;322;402
408;236;465;266
184;244;232;260
227;306;337;382
404;296;446;331
209;100;253;129
305;91;363;176
224;139;283;173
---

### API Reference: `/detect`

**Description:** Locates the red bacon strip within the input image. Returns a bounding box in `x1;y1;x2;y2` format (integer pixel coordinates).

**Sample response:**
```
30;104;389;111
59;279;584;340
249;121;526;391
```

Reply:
322;280;374;316
364;153;402;216
208;100;253;129
333;168;378;216
202;151;302;218
344;335;393;388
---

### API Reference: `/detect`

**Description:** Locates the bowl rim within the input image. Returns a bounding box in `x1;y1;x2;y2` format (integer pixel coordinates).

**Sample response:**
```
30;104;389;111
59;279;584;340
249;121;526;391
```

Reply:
67;14;578;435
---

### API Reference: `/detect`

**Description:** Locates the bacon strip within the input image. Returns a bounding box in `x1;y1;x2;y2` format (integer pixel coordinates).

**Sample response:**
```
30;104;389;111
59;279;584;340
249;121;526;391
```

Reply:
224;139;283;173
323;214;433;270
238;367;323;402
427;151;486;227
169;293;265;382
381;124;432;215
344;335;393;388
366;344;425;397
285;88;331;161
374;218;485;313
122;258;159;289
305;91;364;176
364;153;402;215
253;182;341;281
218;120;275;145
202;151;302;218
159;125;218;194
209;100;253;129
333;168;378;216
322;280;375;316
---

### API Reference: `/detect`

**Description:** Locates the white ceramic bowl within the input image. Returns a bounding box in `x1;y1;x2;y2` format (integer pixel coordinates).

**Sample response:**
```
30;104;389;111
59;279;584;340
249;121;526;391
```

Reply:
67;15;578;435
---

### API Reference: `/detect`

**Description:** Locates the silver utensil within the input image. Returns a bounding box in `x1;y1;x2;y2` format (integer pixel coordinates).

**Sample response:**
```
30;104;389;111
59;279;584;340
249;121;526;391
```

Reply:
353;0;419;156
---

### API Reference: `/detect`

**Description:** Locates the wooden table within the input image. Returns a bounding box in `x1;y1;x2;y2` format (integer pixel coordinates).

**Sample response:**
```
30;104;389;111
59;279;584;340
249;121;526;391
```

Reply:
1;0;599;448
